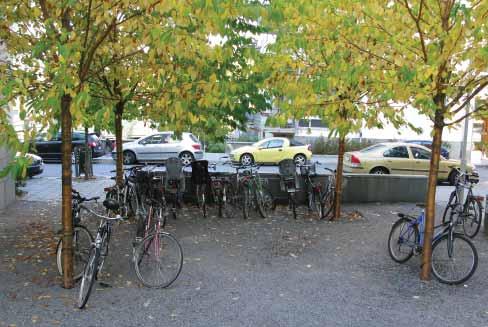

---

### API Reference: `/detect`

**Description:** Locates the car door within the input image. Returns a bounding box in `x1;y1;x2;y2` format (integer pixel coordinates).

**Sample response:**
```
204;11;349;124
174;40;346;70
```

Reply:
253;140;270;163
46;133;62;161
382;146;412;175
409;146;431;176
136;135;163;161
260;139;285;163
163;134;182;159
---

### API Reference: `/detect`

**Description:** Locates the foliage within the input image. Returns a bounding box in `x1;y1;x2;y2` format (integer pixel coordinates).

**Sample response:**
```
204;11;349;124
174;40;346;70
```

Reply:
311;137;376;155
207;142;226;153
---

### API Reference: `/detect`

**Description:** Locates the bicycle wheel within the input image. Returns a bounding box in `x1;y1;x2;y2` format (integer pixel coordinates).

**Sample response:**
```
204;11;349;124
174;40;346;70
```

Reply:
128;186;138;217
56;225;93;280
431;233;478;285
242;186;250;219
196;185;207;218
387;218;418;263
321;186;335;220
133;232;183;288
311;190;323;219
289;193;297;219
77;247;99;309
463;198;482;238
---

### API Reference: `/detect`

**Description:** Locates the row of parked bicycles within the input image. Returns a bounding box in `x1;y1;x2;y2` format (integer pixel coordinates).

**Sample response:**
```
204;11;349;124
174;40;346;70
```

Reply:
388;169;483;285
56;157;337;308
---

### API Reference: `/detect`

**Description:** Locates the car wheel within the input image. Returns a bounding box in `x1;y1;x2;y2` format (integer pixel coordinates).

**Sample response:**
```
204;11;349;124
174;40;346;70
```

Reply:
370;167;389;175
240;153;254;166
123;151;136;165
448;169;460;186
179;151;194;166
294;154;307;166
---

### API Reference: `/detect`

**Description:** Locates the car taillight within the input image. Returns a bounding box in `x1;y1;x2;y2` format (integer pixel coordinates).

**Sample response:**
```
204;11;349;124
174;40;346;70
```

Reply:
192;144;201;150
351;154;361;166
88;141;97;148
307;144;312;152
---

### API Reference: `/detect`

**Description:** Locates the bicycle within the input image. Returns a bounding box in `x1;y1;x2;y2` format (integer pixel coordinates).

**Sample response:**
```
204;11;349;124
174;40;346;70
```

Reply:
388;204;478;285
299;162;334;219
237;163;275;219
208;162;236;218
279;159;299;219
191;160;211;218
77;199;125;309
133;172;183;289
441;169;483;238
320;167;336;220
105;166;144;218
56;189;97;280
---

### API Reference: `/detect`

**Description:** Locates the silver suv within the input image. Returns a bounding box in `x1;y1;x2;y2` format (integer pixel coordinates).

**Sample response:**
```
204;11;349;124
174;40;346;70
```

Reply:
113;132;203;166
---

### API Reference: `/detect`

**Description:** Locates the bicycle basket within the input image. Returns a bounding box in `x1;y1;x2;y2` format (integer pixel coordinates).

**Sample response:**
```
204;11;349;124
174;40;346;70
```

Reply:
279;159;297;178
191;160;210;185
166;157;183;179
299;163;316;175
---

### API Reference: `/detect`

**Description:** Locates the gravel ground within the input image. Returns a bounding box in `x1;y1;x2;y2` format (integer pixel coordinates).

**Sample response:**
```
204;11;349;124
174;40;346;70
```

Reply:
1;200;488;327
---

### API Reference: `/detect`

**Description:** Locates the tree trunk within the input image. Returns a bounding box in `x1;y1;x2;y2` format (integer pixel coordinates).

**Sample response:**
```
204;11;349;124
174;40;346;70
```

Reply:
84;125;89;180
115;102;124;186
332;136;346;220
420;110;444;281
61;94;74;289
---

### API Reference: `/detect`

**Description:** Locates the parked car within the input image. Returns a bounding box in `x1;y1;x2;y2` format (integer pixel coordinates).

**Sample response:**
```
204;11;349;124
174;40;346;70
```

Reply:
113;132;203;166
229;137;312;165
343;142;475;185
406;140;450;159
15;153;44;178
32;132;105;162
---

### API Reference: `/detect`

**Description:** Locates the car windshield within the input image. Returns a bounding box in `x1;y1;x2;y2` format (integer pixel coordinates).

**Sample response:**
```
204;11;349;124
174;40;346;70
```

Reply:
360;144;387;153
253;140;268;147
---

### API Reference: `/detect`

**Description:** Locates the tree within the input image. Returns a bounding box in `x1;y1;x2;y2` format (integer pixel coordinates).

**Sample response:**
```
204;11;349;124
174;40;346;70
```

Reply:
0;0;165;288
338;0;488;280
263;1;408;219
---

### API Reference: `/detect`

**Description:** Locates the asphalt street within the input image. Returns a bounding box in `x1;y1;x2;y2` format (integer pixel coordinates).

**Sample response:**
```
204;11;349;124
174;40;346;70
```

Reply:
36;154;488;205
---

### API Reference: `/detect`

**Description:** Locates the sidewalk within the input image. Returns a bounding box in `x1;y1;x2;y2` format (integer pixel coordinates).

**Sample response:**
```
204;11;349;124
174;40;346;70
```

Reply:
1;200;488;326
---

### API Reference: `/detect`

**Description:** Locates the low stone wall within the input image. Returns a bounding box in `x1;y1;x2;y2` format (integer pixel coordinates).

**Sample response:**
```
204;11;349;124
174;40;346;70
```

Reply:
0;147;15;210
158;170;428;204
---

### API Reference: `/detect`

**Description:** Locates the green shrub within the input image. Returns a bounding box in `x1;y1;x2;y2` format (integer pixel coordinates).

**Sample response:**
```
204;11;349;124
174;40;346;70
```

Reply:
311;138;376;155
207;142;226;153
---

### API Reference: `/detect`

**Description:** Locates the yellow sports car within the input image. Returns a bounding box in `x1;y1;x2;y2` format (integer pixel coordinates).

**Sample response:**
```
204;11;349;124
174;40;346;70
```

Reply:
343;142;476;185
229;137;312;165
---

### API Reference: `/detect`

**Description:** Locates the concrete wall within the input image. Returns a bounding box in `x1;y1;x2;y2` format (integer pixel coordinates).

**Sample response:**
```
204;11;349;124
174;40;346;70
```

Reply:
0;147;15;210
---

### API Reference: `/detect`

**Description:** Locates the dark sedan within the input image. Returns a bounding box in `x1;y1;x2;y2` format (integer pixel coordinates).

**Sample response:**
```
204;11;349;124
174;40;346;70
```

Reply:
33;132;105;162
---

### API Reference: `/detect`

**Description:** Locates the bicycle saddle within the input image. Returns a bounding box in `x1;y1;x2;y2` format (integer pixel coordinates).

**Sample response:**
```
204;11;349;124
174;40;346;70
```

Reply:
103;198;120;211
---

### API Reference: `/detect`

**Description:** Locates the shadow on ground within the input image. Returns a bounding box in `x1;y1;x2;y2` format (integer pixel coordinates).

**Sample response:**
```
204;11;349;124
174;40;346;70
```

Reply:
1;201;488;327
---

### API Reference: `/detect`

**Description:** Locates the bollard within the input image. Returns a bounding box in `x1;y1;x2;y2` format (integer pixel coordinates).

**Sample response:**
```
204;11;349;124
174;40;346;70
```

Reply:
485;195;488;236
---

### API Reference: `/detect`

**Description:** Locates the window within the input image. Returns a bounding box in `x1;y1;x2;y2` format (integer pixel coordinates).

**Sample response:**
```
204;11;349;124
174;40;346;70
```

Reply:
258;141;270;149
144;134;165;144
411;147;431;160
383;146;409;158
298;119;309;127
267;139;284;148
360;144;386;153
310;119;327;128
72;133;85;141
290;140;304;146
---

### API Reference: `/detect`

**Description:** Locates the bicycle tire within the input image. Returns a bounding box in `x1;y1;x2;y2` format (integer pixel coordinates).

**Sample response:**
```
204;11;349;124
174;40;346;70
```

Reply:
216;188;224;218
387;218;418;263
431;233;478;285
311;190;323;219
221;183;236;218
321;188;335;220
128;186;138;218
289;193;297;219
242;186;250;219
463;197;482;238
196;185;207;218
77;247;99;309
56;225;94;280
256;188;267;219
133;232;183;288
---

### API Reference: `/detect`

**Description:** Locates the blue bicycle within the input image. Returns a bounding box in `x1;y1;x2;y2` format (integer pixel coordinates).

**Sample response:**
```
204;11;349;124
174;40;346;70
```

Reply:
388;204;478;285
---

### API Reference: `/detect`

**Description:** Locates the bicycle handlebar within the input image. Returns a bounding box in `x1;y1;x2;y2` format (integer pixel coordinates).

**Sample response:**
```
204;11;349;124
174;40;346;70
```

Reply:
80;204;123;221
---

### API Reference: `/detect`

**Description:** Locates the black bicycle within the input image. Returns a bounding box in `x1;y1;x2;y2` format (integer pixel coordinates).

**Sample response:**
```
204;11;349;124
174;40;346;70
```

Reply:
441;169;483;238
77;199;124;309
56;189;97;281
